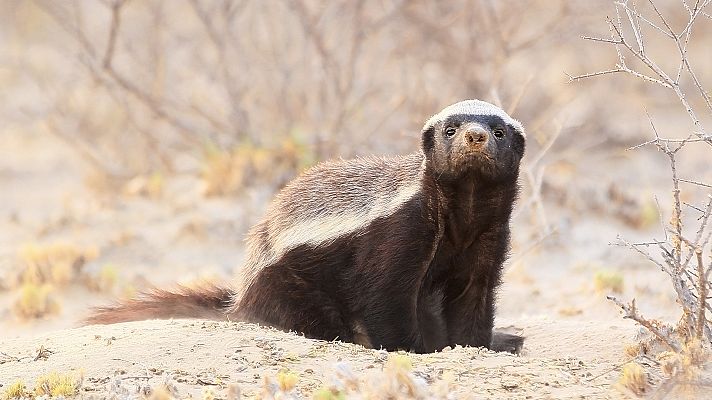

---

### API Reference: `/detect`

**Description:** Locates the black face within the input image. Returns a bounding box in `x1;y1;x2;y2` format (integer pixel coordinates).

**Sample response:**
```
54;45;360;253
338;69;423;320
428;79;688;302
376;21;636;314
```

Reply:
421;113;526;183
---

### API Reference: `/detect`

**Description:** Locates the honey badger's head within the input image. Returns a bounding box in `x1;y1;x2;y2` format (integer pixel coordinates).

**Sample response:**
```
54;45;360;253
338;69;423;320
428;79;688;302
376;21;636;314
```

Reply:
421;100;526;183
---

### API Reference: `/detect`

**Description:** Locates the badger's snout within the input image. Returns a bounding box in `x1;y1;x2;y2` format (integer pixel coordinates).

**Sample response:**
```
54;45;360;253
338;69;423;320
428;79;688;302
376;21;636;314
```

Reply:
462;124;492;152
464;129;488;146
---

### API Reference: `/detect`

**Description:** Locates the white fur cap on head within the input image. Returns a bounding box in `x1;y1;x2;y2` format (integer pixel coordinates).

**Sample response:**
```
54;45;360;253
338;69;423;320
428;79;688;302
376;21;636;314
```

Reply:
423;100;526;138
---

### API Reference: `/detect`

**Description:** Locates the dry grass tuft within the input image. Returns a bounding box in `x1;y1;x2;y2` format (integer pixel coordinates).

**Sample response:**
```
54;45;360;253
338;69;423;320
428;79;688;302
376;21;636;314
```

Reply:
97;264;119;292
624;342;651;358
1;380;29;400
201;144;259;197
201;139;313;197
148;386;176;400
636;199;660;230
12;242;128;312
12;283;60;319
385;353;413;372
619;362;648;396
309;354;452;399
201;387;215;400
33;371;82;398
683;339;709;367
259;369;299;399
593;270;624;294
83;264;119;293
18;242;98;287
251;353;453;399
313;387;346;400
658;351;682;377
558;306;583;317
276;370;299;392
11;242;112;320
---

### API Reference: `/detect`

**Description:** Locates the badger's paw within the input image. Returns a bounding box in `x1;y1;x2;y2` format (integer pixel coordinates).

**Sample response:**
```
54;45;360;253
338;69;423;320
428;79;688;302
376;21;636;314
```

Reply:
490;331;524;354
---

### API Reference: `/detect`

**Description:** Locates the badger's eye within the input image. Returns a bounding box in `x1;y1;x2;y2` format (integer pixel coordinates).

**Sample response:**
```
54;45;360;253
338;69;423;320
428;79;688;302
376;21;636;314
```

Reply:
493;127;505;139
444;126;457;137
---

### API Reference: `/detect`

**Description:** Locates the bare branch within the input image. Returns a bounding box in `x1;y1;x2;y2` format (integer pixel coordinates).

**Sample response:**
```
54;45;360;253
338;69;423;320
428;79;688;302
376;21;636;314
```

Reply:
566;66;673;88
612;237;666;271
622;0;645;53
696;248;707;339
684;202;706;214
644;0;676;37
628;137;709;150
618;2;674;38
579;0;712;145
656;195;669;242
607;296;682;352
580;35;623;44
679;179;712;188
673;0;712;114
694;195;712;246
102;0;125;69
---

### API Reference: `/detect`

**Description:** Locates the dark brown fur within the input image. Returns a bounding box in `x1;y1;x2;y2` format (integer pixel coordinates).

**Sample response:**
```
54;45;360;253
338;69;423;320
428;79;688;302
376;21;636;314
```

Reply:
87;100;526;354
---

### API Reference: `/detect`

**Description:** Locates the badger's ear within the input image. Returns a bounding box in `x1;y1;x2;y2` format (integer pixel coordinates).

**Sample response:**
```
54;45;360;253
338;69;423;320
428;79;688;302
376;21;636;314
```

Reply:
513;129;526;159
508;124;526;159
421;125;436;155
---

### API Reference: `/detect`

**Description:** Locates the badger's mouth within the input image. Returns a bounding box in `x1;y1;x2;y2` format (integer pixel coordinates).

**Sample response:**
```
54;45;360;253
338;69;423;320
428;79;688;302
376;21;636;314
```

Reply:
462;142;496;163
470;150;495;163
451;148;497;178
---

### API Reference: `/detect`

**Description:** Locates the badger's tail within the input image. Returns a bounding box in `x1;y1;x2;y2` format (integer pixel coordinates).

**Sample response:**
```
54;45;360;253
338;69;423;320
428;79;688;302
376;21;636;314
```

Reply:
84;284;235;325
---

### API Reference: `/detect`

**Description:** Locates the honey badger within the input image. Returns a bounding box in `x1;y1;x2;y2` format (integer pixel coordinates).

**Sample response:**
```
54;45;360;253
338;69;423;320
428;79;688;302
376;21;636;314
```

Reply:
87;100;527;354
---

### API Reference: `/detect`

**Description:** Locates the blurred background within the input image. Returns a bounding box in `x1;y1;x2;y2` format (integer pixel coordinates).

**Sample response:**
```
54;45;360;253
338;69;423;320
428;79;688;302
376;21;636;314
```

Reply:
0;0;710;336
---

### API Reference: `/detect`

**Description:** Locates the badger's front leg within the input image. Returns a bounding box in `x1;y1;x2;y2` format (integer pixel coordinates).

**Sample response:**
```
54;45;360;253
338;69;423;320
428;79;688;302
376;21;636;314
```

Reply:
444;229;523;353
444;263;495;348
350;201;441;353
354;254;443;352
416;287;448;352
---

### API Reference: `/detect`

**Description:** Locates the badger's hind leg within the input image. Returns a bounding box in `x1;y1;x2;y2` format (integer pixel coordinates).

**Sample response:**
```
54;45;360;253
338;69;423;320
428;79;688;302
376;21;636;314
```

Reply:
490;331;524;354
236;264;357;345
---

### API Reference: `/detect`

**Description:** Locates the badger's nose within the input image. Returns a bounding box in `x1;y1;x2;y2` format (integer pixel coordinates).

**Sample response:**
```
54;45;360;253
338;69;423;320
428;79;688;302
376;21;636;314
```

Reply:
464;127;488;146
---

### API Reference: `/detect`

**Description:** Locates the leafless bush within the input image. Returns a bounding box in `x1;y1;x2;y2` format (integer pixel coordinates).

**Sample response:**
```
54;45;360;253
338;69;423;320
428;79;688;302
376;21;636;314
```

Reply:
14;0;582;202
570;0;712;395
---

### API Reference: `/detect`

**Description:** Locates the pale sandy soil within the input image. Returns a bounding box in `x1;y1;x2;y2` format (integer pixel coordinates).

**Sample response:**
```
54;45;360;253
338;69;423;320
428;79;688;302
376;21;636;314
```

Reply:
0;318;636;399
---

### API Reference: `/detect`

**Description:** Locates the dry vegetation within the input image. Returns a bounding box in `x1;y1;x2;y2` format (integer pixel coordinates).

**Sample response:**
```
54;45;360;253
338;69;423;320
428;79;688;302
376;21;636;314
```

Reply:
1;0;711;398
7;243;124;320
11;0;594;202
5;0;684;232
1;371;82;400
570;0;712;396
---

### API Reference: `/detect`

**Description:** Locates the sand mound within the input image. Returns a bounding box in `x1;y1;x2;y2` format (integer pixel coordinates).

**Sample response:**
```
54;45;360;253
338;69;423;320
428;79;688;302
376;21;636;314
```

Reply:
0;318;634;399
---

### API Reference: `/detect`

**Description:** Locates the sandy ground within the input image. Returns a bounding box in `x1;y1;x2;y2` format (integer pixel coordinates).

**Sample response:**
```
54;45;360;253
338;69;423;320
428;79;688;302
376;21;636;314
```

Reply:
0;318;636;399
0;124;707;399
